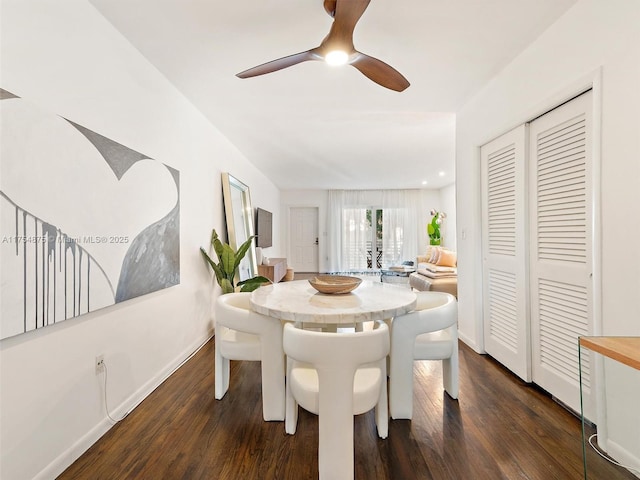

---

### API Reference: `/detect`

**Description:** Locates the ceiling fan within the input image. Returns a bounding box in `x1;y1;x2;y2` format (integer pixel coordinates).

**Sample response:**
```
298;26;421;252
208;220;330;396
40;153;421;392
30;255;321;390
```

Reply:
236;0;410;92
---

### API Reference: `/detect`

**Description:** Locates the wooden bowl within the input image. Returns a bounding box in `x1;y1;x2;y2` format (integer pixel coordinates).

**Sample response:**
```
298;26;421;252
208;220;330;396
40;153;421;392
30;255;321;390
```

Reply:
308;275;362;294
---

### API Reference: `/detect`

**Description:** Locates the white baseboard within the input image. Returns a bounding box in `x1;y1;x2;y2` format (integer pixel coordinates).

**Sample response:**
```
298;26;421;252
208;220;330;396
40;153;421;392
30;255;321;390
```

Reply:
603;438;640;478
458;332;483;354
35;331;214;480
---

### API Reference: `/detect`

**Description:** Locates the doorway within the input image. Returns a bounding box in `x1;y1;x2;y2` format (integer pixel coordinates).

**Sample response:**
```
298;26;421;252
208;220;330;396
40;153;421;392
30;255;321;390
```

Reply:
289;207;319;273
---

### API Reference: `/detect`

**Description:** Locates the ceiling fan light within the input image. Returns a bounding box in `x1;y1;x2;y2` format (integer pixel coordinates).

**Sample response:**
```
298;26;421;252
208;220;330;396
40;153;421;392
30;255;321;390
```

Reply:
325;50;349;66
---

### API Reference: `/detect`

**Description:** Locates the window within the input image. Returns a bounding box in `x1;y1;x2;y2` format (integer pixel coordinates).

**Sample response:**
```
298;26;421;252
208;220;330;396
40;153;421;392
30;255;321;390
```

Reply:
327;190;421;273
342;207;404;271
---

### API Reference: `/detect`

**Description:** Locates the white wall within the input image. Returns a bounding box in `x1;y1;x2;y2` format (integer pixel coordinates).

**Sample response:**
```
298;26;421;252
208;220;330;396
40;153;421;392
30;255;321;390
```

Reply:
0;1;280;479
439;183;457;251
456;0;639;469
281;187;453;273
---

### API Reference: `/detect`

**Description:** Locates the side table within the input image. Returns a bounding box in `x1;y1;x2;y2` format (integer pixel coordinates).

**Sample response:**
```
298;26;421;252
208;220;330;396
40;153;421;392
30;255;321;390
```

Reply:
380;267;416;286
578;336;640;479
258;258;287;283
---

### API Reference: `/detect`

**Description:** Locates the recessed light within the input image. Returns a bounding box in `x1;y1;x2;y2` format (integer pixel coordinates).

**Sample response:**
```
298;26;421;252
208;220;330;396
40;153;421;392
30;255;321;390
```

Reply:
422;180;428;185
438;171;445;177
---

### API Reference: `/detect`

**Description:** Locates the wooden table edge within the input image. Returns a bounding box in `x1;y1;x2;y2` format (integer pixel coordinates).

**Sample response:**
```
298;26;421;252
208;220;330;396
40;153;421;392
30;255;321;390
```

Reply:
579;336;640;370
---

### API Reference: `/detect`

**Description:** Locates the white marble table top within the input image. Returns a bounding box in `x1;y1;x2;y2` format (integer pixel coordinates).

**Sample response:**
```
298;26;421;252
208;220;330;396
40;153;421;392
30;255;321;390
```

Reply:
250;279;417;324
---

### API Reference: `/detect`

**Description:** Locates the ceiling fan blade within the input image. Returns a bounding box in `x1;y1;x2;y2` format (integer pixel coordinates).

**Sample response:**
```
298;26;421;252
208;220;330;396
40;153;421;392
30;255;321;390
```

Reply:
333;0;370;32
350;53;410;92
236;51;319;78
320;0;370;53
323;0;337;17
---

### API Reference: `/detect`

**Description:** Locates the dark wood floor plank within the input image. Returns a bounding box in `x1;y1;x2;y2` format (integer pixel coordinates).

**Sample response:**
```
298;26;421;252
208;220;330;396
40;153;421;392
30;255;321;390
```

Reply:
58;340;636;480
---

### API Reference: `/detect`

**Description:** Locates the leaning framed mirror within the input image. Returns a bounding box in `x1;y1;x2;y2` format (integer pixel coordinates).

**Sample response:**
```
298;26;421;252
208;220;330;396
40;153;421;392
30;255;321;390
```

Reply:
221;172;257;282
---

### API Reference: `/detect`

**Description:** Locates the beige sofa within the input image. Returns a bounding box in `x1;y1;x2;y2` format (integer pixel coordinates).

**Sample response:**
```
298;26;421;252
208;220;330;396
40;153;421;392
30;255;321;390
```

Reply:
408;248;457;298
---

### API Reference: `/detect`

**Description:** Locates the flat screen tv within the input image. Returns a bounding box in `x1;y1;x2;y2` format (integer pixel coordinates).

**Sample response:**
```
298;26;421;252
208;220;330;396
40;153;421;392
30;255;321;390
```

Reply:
255;208;273;248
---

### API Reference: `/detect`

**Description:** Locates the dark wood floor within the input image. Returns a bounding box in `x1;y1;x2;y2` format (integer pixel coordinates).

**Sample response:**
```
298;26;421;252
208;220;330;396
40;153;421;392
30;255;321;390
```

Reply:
59;338;636;480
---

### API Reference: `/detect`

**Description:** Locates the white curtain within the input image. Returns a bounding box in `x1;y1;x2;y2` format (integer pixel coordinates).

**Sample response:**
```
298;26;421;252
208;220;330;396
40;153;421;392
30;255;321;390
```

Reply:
328;189;422;272
327;190;342;272
342;206;369;271
327;190;371;272
382;190;420;266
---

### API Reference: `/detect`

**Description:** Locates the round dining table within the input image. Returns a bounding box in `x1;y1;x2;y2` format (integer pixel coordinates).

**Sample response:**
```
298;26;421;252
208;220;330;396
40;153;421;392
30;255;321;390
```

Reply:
250;278;417;324
250;278;416;480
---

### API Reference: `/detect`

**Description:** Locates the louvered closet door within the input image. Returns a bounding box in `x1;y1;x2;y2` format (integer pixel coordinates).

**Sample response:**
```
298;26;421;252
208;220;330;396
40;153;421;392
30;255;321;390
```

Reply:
481;125;531;381
529;91;595;420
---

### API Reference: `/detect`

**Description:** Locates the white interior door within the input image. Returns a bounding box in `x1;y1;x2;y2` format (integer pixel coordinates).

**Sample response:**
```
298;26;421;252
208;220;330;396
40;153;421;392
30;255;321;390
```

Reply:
289;207;319;273
529;90;595;420
481;125;531;381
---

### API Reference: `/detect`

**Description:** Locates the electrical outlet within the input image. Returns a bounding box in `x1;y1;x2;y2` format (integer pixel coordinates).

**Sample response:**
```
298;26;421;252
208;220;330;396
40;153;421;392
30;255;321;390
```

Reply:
95;355;104;374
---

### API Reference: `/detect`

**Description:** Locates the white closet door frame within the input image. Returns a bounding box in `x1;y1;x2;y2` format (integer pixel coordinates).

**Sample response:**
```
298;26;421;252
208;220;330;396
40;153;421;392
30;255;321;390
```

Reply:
481;125;531;382
529;90;596;421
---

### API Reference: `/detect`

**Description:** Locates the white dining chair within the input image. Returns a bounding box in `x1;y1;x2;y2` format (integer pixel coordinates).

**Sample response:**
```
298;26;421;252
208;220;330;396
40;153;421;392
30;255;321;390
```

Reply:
283;320;389;480
389;291;458;420
214;292;285;421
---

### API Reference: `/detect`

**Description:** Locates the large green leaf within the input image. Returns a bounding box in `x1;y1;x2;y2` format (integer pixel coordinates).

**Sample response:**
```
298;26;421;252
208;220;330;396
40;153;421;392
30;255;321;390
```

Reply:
233;235;256;273
238;275;271;292
200;247;224;283
211;230;225;262
219;277;234;294
220;243;236;276
428;214;440;240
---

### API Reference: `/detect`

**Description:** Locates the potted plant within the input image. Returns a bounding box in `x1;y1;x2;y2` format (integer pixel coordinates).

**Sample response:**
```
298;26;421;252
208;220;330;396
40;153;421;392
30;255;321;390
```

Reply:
200;229;270;294
427;210;446;246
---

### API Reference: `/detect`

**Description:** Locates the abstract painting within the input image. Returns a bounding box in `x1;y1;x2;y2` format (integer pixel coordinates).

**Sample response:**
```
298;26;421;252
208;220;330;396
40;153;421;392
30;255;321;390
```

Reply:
0;88;180;340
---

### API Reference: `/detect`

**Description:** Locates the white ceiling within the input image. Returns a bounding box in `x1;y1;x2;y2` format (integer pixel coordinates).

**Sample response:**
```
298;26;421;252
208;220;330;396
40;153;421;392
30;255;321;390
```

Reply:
90;0;576;190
